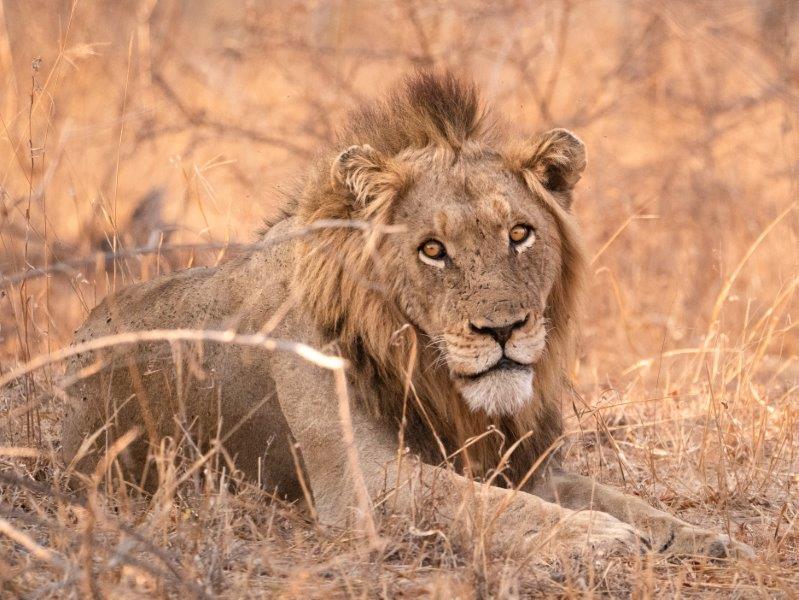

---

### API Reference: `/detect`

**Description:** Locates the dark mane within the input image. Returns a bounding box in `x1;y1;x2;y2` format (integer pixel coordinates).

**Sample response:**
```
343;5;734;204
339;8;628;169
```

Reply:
260;70;488;233
340;70;487;155
286;70;585;485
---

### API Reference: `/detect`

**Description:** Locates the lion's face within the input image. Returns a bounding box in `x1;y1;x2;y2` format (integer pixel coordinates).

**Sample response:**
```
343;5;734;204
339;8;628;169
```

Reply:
381;154;563;416
329;126;584;418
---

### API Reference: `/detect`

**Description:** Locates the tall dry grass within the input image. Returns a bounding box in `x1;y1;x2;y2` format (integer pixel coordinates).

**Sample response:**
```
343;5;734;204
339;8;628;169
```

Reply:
0;0;797;597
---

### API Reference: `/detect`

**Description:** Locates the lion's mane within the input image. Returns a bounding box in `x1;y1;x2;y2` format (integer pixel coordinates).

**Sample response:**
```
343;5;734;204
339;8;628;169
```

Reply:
278;71;587;484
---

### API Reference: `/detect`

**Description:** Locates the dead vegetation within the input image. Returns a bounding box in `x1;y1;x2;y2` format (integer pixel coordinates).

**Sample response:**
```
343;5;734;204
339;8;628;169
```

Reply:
0;0;797;597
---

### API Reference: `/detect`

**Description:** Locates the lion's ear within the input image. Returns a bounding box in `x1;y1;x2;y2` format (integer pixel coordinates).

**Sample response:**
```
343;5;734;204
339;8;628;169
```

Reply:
331;144;406;217
514;128;586;209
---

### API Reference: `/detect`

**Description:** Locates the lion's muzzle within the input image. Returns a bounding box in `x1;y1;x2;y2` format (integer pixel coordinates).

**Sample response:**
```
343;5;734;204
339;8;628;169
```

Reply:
440;316;547;415
443;315;547;378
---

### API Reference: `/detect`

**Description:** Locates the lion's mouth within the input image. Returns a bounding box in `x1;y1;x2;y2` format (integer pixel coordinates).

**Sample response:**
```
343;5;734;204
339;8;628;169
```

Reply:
461;357;531;380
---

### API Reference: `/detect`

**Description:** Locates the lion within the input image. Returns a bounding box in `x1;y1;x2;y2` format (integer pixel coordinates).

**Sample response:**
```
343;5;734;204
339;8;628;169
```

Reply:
61;71;752;560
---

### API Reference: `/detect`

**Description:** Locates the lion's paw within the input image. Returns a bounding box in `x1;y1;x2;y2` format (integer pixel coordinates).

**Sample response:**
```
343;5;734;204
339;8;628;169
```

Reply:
660;526;754;559
557;510;650;558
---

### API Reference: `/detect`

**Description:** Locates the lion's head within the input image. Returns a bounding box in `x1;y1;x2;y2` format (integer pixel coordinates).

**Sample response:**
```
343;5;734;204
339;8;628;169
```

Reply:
288;71;587;477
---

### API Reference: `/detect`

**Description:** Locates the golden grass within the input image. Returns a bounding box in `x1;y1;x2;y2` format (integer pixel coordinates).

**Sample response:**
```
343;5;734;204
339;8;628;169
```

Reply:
1;0;797;597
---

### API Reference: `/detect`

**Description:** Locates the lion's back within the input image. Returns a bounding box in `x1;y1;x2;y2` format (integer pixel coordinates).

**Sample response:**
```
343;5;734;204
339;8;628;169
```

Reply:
60;223;302;491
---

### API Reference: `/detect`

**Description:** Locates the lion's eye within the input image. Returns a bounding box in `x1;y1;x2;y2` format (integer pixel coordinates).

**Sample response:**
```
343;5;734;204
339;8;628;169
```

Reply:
418;239;447;267
509;224;532;243
509;224;535;252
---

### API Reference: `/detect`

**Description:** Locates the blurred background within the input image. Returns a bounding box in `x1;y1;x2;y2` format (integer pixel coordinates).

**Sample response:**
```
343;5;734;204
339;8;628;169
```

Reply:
0;1;797;595
1;0;796;376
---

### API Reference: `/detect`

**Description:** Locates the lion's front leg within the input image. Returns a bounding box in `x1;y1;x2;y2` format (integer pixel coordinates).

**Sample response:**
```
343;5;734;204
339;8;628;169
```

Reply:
530;469;754;558
268;339;646;559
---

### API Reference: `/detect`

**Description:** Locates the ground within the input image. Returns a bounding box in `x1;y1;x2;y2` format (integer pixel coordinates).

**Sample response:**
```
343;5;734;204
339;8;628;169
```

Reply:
1;1;797;597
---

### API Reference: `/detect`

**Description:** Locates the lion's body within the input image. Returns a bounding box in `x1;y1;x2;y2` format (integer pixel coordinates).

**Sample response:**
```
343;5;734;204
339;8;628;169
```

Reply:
62;208;560;497
62;219;303;496
62;71;751;559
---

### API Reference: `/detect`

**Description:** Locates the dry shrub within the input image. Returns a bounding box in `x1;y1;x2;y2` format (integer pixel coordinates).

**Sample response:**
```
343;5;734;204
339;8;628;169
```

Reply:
0;0;797;597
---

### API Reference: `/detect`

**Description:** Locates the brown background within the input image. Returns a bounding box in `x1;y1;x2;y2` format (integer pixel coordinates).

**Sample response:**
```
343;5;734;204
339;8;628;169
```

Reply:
1;1;797;597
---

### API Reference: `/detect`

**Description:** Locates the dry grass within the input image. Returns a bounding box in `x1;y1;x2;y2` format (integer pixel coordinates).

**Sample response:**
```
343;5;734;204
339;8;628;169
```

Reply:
1;0;797;597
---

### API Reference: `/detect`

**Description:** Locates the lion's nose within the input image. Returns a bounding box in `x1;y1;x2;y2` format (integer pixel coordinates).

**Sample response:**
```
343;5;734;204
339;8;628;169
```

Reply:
469;314;529;347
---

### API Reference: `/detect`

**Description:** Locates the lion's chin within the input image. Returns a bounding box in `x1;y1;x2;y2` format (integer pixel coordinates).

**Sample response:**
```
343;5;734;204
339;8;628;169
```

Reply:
455;368;533;417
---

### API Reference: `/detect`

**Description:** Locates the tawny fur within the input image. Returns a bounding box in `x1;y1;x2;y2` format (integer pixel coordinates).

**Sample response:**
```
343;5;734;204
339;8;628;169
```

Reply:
293;72;587;482
61;71;752;560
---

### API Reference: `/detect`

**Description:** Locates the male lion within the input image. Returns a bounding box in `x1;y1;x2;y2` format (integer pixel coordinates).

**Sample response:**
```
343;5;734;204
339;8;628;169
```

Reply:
62;71;751;560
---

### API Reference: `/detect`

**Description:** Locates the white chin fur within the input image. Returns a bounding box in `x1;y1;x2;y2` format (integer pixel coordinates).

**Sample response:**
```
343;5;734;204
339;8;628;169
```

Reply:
456;368;533;417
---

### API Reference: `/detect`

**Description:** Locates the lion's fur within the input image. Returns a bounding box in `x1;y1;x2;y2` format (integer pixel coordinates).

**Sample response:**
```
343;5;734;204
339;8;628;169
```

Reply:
290;71;587;483
63;70;588;491
59;71;755;561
